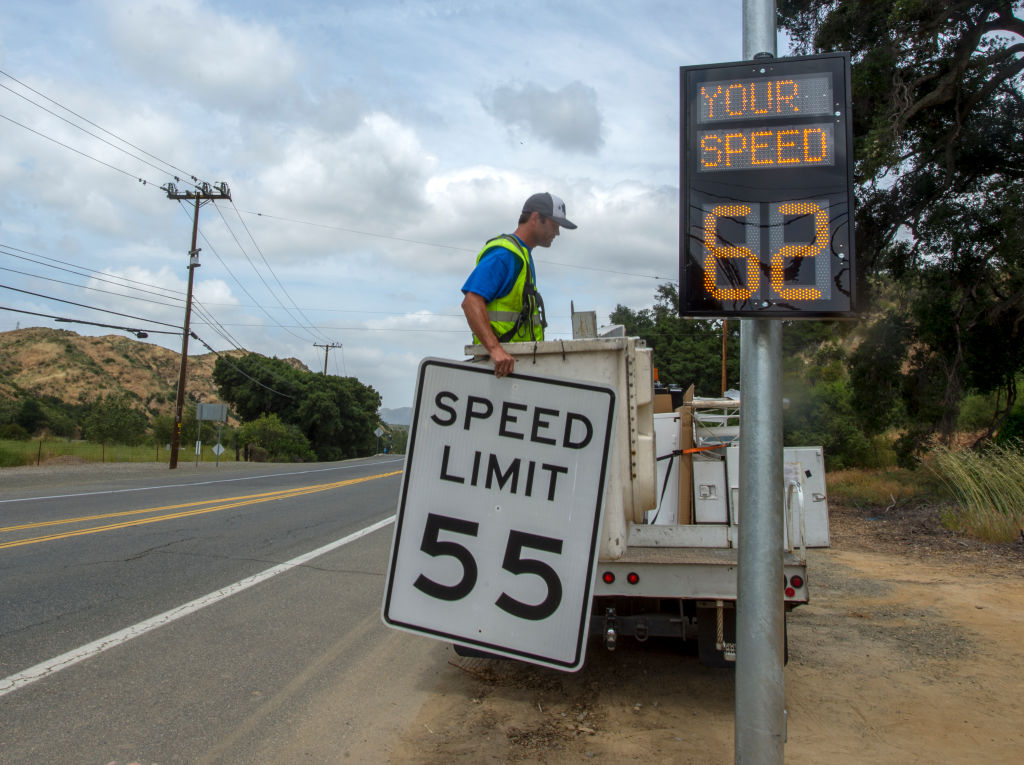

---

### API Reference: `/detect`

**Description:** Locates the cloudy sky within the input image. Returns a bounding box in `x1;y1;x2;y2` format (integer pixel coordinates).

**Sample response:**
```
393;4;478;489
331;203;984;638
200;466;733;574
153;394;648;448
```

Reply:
0;0;774;410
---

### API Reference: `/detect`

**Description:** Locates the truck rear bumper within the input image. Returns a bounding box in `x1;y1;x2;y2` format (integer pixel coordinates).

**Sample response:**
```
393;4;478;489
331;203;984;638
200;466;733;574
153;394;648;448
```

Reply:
592;547;808;604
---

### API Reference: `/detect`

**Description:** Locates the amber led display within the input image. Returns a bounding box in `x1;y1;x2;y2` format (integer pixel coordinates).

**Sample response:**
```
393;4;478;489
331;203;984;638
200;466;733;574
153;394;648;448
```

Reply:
698;124;834;172
697;73;834;123
680;54;856;319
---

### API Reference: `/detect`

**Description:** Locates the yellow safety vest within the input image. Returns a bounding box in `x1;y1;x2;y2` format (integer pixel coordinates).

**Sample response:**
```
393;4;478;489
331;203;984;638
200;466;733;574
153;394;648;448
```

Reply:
472;235;546;344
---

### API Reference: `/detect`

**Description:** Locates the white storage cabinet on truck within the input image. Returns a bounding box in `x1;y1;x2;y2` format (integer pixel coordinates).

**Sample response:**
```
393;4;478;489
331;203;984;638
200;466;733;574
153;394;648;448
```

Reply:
462;335;829;667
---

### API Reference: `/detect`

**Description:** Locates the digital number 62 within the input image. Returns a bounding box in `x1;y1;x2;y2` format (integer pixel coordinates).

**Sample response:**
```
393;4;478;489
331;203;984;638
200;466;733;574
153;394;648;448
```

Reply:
703;201;828;302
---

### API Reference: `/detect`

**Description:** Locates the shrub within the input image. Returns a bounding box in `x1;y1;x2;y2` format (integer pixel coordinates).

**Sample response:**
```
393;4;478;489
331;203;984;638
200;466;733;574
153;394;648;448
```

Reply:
0;423;31;440
995;407;1024;446
238;413;315;463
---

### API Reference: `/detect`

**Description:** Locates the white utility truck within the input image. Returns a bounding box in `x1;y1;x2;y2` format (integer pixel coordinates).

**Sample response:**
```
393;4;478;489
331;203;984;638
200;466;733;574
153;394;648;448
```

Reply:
383;331;829;669
467;332;830;667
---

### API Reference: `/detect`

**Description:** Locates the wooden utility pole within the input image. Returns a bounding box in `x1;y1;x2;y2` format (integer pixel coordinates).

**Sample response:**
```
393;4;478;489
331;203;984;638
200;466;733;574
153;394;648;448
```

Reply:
164;181;231;469
313;342;343;374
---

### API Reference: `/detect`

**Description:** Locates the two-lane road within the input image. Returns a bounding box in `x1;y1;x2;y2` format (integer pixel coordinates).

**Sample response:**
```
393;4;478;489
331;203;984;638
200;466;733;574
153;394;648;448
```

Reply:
0;457;449;762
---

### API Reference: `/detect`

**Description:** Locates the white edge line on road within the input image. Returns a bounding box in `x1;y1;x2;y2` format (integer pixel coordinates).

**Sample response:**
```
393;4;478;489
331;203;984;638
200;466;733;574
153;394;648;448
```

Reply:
0;458;406;504
0;515;396;699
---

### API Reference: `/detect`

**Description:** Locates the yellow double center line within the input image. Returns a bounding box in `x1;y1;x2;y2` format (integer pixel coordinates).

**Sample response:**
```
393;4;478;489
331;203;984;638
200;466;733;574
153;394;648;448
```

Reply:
0;470;403;551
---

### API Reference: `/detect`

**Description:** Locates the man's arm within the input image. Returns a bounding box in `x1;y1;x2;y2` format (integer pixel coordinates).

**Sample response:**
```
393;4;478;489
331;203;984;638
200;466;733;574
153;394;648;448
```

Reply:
461;291;515;377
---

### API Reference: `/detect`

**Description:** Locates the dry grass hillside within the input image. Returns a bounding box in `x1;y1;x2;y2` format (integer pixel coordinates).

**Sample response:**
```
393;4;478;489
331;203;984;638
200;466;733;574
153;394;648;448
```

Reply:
0;327;247;418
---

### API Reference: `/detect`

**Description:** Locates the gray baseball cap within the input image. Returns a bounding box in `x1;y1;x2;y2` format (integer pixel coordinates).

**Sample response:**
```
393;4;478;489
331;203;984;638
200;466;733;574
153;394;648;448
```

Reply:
522;192;577;229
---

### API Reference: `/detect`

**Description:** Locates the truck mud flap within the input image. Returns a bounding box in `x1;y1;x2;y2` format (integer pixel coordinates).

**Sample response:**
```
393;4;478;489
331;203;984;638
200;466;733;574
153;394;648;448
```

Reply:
696;605;788;668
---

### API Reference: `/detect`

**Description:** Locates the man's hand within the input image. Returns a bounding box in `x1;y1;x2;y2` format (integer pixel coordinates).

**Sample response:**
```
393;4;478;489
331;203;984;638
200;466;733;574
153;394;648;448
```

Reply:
489;345;515;377
461;292;516;377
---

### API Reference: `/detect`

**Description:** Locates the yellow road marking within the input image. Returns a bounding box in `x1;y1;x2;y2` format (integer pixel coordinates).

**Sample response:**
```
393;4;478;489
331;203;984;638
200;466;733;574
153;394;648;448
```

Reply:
0;470;402;551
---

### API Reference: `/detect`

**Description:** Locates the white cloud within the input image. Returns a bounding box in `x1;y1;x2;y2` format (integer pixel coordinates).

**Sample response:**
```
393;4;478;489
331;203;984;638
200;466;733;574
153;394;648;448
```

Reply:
251;114;436;234
484;81;604;154
100;0;300;113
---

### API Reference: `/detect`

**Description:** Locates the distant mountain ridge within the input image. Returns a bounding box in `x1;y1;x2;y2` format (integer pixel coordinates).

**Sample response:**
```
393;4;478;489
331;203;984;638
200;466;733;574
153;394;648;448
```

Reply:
0;327;303;419
379;406;412;426
1;328;409;431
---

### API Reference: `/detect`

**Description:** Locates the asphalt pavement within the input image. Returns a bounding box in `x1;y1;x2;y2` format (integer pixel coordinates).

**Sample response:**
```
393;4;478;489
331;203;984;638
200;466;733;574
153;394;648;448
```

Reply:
0;456;438;762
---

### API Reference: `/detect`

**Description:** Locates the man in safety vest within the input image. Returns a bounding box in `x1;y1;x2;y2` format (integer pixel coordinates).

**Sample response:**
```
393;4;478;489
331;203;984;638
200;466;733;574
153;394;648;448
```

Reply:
461;192;577;377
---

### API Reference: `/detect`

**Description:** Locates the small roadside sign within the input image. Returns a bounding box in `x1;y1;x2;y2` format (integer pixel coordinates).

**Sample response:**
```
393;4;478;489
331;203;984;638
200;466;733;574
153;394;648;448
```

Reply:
383;358;616;671
196;403;229;422
212;443;225;457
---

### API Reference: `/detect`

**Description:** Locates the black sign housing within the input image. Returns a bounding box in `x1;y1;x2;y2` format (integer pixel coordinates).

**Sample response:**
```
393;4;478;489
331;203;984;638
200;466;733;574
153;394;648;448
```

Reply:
679;53;855;318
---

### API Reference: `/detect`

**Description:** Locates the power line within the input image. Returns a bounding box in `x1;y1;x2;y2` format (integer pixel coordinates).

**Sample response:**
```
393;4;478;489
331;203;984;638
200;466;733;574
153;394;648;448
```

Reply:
0;304;178;337
0;110;163;189
185;322;558;334
187;203;315;345
0;251;567;335
234;207;675;281
0;81;191;184
0;265;184;311
0;242;263;351
210;199;328;344
0;242;266;356
0;283;180;328
0;240;473;318
225;198;335;344
0;68;203;188
0;242;185;300
188;332;296;400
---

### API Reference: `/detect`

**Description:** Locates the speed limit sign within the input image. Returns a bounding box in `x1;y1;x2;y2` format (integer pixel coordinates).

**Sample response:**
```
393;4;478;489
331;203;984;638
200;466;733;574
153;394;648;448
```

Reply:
382;359;616;671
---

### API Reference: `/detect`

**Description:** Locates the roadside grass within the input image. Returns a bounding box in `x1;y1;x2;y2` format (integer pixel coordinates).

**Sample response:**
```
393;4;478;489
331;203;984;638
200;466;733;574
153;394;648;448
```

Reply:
0;438;239;468
826;465;945;509
828;445;1024;543
926;442;1024;543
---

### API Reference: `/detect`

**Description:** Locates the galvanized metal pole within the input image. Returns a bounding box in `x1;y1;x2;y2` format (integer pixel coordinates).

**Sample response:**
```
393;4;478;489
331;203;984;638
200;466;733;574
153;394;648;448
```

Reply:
736;2;786;764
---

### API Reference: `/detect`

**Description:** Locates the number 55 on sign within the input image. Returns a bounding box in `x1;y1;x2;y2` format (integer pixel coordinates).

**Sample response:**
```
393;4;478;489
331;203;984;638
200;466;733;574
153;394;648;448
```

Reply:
382;359;616;671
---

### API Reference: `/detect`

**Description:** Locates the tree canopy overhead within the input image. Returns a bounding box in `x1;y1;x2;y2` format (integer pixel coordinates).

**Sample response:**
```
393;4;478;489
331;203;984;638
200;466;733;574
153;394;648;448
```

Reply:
779;1;1024;456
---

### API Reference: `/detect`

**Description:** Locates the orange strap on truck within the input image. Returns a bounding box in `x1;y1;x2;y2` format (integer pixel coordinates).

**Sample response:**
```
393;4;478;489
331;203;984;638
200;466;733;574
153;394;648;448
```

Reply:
680;444;728;455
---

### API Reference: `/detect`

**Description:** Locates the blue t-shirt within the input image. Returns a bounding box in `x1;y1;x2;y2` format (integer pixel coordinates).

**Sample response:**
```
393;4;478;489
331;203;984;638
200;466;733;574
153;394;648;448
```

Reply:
461;237;534;302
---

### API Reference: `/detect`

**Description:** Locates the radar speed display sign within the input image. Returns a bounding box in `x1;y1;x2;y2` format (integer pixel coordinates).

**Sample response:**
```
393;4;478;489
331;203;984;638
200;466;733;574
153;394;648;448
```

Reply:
680;53;856;318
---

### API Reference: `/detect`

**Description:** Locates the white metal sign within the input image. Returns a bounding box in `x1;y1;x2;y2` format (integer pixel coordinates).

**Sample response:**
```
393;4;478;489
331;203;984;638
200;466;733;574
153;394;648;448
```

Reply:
196;403;228;422
383;358;616;671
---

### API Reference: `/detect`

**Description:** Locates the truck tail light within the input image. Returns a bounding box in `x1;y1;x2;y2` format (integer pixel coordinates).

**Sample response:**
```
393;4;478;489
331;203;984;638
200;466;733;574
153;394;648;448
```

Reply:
627;572;640;585
602;571;615;584
790;575;804;589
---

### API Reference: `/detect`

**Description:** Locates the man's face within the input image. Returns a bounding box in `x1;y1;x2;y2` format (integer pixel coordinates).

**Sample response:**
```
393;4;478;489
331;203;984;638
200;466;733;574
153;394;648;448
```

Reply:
535;214;560;247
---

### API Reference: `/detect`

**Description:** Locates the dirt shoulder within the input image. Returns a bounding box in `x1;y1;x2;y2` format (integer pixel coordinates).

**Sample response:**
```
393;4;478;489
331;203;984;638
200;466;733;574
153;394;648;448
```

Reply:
387;501;1024;764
